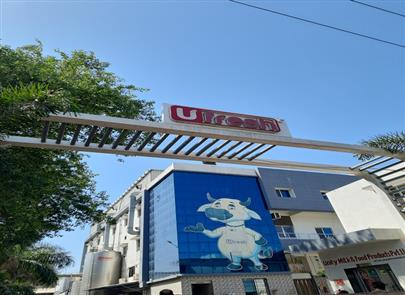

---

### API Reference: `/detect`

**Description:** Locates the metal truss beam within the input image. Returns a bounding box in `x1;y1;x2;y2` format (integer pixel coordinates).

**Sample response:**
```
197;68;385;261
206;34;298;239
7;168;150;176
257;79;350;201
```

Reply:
38;113;401;158
2;112;404;175
4;135;353;174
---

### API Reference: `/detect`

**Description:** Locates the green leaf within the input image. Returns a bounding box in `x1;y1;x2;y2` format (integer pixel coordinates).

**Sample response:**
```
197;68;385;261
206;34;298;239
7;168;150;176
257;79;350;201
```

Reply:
357;131;405;161
0;42;157;291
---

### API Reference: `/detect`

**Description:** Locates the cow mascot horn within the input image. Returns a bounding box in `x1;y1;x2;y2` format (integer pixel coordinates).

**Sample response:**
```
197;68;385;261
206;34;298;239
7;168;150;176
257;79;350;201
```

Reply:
206;192;216;203
239;197;251;207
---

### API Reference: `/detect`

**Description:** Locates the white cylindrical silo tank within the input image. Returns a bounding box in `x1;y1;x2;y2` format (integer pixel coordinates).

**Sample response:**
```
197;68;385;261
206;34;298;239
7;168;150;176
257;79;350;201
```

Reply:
79;250;122;295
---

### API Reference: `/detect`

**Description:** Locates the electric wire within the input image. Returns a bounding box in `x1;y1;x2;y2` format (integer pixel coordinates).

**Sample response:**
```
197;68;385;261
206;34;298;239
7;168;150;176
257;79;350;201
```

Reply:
349;0;405;19
228;0;405;49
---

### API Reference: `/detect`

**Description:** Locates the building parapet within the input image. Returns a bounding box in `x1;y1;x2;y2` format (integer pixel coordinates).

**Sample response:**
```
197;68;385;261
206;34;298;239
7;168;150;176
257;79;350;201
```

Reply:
289;228;405;253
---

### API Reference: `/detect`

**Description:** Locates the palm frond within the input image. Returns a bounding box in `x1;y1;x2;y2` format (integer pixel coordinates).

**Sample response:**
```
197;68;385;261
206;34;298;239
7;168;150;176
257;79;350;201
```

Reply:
25;243;73;269
0;243;73;290
18;259;58;286
357;131;405;161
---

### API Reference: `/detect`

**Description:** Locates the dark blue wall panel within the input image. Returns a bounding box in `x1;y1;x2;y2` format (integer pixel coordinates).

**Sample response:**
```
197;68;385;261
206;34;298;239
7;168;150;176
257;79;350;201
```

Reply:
257;168;358;212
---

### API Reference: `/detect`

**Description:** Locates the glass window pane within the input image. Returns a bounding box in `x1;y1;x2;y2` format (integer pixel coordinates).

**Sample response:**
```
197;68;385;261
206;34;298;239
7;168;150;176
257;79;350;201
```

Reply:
254;279;270;295
315;228;323;234
243;279;257;294
283;226;294;233
323;228;333;235
278;232;286;238
276;189;292;198
281;190;291;198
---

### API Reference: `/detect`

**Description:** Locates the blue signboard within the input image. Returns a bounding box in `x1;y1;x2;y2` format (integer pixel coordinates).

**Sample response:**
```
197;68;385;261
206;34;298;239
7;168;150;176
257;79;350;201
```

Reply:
173;171;289;274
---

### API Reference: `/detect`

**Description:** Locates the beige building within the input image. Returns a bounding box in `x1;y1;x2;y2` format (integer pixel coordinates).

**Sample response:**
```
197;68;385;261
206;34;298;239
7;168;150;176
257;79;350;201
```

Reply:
291;160;405;294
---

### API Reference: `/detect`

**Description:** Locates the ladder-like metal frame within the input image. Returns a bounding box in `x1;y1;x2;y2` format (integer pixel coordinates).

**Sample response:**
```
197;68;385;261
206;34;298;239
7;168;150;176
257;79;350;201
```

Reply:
2;112;404;217
2;112;404;174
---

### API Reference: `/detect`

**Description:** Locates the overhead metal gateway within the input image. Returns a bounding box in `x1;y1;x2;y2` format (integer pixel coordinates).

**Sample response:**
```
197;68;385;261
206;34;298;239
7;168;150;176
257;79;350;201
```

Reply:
3;112;404;170
1;110;404;218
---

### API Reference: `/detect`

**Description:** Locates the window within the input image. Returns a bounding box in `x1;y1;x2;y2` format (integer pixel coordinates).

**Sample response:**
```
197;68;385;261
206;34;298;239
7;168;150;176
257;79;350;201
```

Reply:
276;225;296;239
320;191;328;200
128;266;135;277
275;188;295;198
136;239;141;250
243;278;271;295
271;212;281;220
111;226;116;241
122;246;128;257
315;227;334;239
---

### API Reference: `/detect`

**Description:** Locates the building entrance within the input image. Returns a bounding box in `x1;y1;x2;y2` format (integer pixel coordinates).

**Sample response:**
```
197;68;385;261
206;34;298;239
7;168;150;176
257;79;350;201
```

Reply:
191;283;214;295
345;264;403;293
293;278;320;295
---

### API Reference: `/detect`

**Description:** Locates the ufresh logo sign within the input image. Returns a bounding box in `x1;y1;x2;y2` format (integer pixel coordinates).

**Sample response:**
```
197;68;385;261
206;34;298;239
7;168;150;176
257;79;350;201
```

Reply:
164;104;289;135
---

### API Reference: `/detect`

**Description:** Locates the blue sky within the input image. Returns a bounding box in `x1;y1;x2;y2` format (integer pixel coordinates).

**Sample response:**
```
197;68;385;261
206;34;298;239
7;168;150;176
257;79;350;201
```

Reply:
2;0;404;273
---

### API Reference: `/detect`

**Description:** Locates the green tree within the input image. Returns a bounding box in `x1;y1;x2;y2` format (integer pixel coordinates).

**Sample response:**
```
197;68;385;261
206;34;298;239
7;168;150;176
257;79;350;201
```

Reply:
358;131;405;160
0;42;156;289
0;243;73;294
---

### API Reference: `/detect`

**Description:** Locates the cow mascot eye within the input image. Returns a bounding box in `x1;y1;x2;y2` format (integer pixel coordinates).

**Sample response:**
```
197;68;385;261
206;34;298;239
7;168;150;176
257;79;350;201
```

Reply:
228;204;235;210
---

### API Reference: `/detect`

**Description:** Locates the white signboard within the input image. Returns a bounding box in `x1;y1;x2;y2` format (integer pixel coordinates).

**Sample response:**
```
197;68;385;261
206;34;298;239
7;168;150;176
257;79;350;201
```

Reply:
162;104;291;137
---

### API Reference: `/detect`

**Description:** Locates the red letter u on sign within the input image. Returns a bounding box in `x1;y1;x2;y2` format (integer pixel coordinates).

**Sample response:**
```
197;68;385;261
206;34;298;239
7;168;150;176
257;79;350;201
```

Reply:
170;105;203;123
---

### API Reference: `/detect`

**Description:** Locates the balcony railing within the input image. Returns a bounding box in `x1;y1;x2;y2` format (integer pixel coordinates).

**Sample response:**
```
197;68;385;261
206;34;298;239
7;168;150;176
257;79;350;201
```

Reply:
289;228;404;253
288;262;310;273
278;232;335;241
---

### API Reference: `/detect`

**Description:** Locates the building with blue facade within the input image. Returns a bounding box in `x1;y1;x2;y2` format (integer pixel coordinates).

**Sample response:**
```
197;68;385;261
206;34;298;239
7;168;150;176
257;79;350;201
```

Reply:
143;169;290;283
74;163;358;295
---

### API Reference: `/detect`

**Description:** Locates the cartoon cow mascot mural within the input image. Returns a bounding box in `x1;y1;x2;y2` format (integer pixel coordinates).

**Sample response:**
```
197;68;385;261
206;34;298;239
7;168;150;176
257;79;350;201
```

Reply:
184;193;273;271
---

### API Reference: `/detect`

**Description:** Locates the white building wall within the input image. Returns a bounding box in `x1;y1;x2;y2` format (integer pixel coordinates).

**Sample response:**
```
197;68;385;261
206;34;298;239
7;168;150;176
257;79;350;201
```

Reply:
290;211;345;238
327;179;405;234
80;170;162;284
89;224;98;236
107;170;160;281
